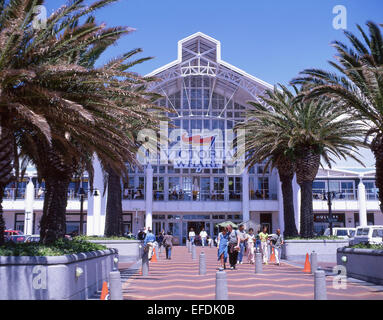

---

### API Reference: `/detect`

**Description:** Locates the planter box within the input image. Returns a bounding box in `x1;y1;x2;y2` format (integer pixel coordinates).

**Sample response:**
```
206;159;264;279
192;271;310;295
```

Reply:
0;249;117;300
282;239;349;263
89;240;143;262
337;247;383;285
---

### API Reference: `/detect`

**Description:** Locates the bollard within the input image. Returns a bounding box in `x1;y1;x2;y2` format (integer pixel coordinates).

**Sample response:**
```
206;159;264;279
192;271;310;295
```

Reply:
314;270;327;300
186;240;190;250
199;252;206;275
109;271;123;300
155;244;159;260
215;268;228;300
192;244;197;260
188;241;192;253
310;251;318;274
255;252;263;274
142;250;149;276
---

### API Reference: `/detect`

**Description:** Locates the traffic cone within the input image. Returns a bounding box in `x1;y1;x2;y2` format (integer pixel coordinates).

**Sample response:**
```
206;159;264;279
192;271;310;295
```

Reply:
100;281;109;300
269;248;276;263
303;253;311;273
151;248;157;262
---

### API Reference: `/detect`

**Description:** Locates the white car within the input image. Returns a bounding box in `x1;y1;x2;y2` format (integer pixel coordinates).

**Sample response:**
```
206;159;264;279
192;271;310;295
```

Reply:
323;227;356;239
350;225;383;246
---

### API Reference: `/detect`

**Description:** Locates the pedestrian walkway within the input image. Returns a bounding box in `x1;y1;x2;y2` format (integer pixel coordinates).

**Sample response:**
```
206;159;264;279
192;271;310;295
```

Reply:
120;246;383;300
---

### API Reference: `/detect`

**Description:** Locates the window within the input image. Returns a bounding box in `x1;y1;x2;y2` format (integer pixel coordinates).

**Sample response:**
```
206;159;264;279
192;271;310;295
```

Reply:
372;229;383;238
228;177;242;200
153;177;164;201
258;177;269;199
213;177;224;200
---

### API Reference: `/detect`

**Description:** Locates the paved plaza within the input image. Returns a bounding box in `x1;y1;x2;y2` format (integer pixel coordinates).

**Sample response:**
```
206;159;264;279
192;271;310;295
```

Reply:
119;246;383;300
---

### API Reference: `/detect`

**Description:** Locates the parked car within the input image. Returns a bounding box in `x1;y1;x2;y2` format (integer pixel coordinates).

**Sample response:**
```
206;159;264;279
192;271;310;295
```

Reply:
350;225;383;246
25;235;40;243
8;235;29;243
324;227;356;239
4;230;24;242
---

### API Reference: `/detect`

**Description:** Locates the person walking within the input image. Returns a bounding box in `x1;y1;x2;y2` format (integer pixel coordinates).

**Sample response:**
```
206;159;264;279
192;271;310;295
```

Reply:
188;228;196;245
259;226;269;264
163;231;174;260
237;223;247;264
227;224;240;270
246;228;255;264
217;228;229;269
271;229;284;266
199;228;208;247
143;228;156;260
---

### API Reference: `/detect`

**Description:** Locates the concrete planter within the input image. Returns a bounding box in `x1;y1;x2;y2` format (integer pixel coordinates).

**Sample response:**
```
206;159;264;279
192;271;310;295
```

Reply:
0;249;117;300
89;240;143;262
337;247;383;285
282;239;349;263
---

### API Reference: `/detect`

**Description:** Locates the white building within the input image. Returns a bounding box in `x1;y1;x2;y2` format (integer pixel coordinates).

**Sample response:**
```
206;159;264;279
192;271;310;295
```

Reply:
3;33;383;243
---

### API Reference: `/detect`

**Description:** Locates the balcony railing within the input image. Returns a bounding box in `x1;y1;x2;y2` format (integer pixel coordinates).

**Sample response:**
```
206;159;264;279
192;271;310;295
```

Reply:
3;188;88;200
123;189;145;200
249;189;276;200
312;189;356;200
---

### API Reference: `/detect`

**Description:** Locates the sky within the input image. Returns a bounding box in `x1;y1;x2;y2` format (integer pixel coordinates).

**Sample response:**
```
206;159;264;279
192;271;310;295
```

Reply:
44;0;383;168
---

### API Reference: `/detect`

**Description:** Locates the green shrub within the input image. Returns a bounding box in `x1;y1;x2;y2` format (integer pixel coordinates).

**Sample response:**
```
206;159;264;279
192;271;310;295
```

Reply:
349;243;383;250
75;235;136;241
0;238;107;256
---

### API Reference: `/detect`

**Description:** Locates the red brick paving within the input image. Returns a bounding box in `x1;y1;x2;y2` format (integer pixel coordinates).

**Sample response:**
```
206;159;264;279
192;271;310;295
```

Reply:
121;246;383;300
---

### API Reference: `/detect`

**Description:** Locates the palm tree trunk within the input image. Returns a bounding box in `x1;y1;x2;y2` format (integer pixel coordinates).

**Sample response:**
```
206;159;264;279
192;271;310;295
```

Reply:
39;176;70;244
296;146;320;238
300;180;314;238
0;114;15;245
105;167;123;237
279;174;298;237
371;134;383;213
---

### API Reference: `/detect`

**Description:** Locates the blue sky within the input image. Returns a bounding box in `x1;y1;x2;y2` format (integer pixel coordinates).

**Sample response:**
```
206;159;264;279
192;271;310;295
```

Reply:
44;0;382;167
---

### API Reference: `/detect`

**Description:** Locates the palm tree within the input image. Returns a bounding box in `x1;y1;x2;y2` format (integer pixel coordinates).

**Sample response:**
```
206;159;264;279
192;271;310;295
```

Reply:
236;86;299;237
239;84;366;238
0;0;162;244
292;21;383;212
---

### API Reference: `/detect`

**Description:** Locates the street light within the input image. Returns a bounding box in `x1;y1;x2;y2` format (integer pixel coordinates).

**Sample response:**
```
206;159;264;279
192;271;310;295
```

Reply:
78;187;86;235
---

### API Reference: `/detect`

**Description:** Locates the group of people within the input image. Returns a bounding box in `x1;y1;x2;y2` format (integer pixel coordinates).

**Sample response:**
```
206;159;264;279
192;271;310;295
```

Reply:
188;227;213;247
217;224;284;270
138;227;175;260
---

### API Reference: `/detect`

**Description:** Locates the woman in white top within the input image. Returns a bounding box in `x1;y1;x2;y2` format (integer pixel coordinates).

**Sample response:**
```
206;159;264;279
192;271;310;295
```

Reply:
188;228;196;245
246;228;256;264
199;228;208;246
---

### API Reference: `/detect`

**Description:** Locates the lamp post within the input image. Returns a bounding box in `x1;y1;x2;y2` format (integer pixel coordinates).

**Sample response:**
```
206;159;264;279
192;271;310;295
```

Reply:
79;187;86;235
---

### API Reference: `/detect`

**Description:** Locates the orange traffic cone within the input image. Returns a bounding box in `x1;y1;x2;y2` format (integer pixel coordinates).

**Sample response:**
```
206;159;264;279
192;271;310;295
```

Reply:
151;247;158;262
100;281;109;300
269;248;276;263
303;253;311;273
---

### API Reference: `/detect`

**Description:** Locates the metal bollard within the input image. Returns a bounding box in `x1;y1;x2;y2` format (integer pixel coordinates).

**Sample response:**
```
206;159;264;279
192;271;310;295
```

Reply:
310;251;318;274
314;270;327;300
255;252;263;274
215;268;228;300
109;271;123;300
142;250;149;276
192;244;197;260
199;252;206;275
188;241;192;253
186;240;190;250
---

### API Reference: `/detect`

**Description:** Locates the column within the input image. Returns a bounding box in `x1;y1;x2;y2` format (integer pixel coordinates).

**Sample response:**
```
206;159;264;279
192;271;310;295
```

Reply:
145;163;153;230
87;155;106;236
277;172;285;234
24;176;34;235
292;174;301;233
358;176;368;227
242;167;250;222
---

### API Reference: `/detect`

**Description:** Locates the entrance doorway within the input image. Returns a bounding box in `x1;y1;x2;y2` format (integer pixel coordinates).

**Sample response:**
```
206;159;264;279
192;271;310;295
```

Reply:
187;221;205;246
